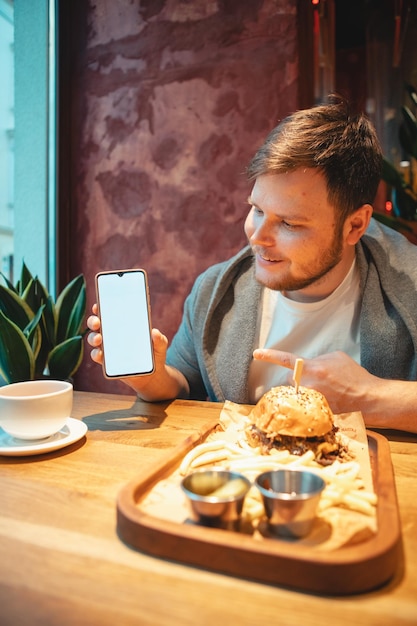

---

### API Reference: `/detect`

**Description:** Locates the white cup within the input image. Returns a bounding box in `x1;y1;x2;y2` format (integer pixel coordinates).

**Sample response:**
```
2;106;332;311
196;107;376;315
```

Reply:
0;379;73;440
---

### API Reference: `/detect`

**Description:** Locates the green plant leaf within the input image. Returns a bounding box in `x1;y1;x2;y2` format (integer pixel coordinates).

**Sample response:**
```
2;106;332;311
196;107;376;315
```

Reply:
0;272;18;292
48;336;84;380
42;295;56;346
24;304;45;360
18;261;34;296
0;285;33;330
0;310;35;383
34;296;56;378
22;276;50;314
55;275;86;343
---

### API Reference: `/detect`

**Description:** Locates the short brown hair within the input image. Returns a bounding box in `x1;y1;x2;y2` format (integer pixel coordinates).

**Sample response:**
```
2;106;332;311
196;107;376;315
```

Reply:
247;96;383;222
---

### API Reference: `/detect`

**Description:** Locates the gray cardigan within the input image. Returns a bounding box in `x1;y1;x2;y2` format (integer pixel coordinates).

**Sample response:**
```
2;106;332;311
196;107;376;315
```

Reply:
167;219;417;402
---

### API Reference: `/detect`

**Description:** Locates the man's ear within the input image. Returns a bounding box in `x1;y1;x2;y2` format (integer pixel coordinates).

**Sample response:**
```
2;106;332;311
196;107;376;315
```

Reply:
345;204;373;245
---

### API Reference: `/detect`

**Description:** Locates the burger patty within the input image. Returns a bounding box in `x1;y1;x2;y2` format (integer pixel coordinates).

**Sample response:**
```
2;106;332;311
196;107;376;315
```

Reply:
245;424;349;466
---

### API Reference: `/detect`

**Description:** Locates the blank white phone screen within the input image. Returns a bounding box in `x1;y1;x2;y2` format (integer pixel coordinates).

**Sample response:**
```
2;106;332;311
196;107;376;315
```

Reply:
97;271;154;378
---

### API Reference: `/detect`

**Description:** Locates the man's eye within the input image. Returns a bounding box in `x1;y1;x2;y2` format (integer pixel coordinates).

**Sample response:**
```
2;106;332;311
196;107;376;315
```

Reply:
282;221;297;230
253;206;263;216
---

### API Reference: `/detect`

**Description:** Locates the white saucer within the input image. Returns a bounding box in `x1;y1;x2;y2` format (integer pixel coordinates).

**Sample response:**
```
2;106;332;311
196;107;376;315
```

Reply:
0;418;88;456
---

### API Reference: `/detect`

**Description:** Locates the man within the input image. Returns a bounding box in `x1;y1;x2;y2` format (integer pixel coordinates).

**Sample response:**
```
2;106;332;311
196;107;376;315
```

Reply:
88;97;417;433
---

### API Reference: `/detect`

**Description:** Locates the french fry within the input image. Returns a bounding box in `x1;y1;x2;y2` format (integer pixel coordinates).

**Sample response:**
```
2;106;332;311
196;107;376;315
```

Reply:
190;449;231;469
350;489;378;505
287;450;316;466
342;493;377;516
242;494;265;521
223;442;255;457
179;440;230;475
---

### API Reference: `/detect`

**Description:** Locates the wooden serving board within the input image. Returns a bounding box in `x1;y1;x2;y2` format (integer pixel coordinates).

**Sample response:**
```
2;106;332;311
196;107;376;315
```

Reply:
117;429;401;595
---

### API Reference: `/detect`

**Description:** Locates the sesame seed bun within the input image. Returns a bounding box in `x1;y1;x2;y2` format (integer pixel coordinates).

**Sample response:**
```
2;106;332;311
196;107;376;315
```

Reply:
251;385;334;438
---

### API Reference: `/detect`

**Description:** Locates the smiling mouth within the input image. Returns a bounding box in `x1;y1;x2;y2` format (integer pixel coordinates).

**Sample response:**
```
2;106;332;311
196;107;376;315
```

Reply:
256;252;281;264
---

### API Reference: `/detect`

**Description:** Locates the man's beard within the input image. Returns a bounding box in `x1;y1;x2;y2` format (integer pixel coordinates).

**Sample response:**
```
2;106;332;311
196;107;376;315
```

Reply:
253;228;344;292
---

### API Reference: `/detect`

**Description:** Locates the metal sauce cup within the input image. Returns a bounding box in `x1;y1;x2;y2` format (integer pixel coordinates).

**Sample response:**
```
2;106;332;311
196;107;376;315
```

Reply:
255;469;325;538
181;468;251;530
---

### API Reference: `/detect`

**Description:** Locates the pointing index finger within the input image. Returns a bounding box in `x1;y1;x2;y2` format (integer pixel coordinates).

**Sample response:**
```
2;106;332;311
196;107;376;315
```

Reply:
252;349;299;370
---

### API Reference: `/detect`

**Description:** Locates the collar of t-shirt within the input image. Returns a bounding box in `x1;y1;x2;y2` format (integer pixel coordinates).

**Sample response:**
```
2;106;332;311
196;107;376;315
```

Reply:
247;258;361;404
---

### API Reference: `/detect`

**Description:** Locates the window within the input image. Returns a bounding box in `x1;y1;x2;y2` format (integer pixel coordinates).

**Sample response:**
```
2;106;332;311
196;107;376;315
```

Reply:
0;0;56;295
0;0;14;280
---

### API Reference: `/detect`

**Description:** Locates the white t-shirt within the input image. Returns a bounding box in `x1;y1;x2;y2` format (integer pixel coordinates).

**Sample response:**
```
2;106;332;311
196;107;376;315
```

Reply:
248;259;361;403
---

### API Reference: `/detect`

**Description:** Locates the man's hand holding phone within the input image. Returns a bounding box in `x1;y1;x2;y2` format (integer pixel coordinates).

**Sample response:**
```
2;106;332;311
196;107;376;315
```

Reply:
88;269;189;401
88;305;167;374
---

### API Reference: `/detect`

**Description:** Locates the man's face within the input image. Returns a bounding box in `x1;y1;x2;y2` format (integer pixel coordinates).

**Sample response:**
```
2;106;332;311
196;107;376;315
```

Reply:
244;169;349;301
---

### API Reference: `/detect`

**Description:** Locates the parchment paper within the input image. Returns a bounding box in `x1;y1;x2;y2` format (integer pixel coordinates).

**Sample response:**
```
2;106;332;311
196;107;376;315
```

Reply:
138;404;377;551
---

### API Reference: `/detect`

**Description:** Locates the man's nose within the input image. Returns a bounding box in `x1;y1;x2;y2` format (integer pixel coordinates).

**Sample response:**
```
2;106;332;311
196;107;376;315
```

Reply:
250;220;274;246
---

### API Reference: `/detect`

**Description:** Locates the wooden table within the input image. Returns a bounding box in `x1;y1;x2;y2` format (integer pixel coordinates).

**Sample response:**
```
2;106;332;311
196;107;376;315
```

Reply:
1;391;416;625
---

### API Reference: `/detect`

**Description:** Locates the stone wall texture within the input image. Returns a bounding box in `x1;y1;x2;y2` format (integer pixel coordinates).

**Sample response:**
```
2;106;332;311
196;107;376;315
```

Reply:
70;0;301;394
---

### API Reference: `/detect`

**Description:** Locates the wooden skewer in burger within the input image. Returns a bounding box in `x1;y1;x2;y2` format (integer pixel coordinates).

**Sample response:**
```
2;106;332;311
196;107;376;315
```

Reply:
246;359;350;466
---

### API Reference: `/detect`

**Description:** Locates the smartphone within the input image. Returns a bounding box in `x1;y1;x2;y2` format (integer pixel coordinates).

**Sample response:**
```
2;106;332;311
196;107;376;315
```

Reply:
95;269;155;378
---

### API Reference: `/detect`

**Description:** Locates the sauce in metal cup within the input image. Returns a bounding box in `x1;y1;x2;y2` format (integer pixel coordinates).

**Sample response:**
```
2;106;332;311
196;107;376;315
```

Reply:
181;468;251;530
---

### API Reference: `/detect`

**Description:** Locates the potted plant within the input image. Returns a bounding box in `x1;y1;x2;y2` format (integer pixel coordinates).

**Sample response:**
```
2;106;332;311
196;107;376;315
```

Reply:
0;262;86;384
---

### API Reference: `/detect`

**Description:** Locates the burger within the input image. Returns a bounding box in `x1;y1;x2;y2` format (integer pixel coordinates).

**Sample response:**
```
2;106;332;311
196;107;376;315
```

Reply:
245;385;350;466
